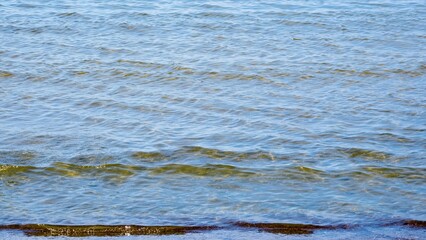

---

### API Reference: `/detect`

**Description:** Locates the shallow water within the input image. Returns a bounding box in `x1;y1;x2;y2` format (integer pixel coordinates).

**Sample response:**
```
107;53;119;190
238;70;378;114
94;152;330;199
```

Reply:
0;0;425;238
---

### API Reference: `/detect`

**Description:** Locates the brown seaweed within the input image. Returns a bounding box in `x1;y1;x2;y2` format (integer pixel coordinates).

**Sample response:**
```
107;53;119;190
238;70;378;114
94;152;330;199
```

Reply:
0;220;423;237
233;221;347;234
402;220;426;228
0;224;219;237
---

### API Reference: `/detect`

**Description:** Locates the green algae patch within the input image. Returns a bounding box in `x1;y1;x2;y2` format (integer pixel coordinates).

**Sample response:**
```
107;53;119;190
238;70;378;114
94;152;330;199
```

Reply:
387;69;423;77
116;59;165;70
181;146;276;161
362;166;426;180
1;162;147;182
151;164;256;177
0;165;36;177
111;69;138;77
294;166;324;175
340;148;393;161
378;133;412;143
184;146;238;159
333;69;357;75
233;222;345;234
0;71;13;78
131;151;166;161
45;163;145;182
72;71;89;76
45;167;80;177
279;166;325;182
334;170;372;180
173;65;195;74
360;70;381;77
53;162;143;174
0;224;219;237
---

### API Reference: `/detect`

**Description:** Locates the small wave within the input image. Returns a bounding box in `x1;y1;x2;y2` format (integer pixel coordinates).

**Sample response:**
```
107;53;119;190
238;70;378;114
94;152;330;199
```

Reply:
110;69;140;78
150;164;256;177
56;12;82;18
0;150;36;161
196;12;235;18
386;69;424;77
377;133;412;143
69;154;115;164
330;66;425;78
339;148;393;161
179;146;277;161
116;59;275;84
277;20;327;28
13;3;37;8
131;147;279;162
197;4;228;10
46;162;145;178
362;166;426;180
201;72;270;82
132;151;167;161
278;166;325;181
172;65;195;74
117;59;164;69
276;165;425;182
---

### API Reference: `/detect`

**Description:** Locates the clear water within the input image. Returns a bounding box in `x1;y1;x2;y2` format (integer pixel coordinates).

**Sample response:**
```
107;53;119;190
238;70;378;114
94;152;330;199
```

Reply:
0;0;425;236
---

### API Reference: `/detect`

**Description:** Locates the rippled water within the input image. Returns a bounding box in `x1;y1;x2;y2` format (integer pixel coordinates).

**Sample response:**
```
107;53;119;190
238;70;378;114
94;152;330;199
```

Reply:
0;0;425;238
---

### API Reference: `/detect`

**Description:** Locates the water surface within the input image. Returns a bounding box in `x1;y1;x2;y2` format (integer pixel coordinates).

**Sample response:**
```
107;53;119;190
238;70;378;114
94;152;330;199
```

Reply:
0;0;425;238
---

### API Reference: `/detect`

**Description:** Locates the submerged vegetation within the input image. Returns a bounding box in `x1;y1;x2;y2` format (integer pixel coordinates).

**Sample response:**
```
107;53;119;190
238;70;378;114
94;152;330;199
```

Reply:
0;70;13;78
0;224;219;237
339;148;393;161
150;163;257;177
0;220;423;237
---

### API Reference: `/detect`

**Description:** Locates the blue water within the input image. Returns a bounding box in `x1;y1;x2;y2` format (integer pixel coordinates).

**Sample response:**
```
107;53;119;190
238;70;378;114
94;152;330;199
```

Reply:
0;0;425;238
